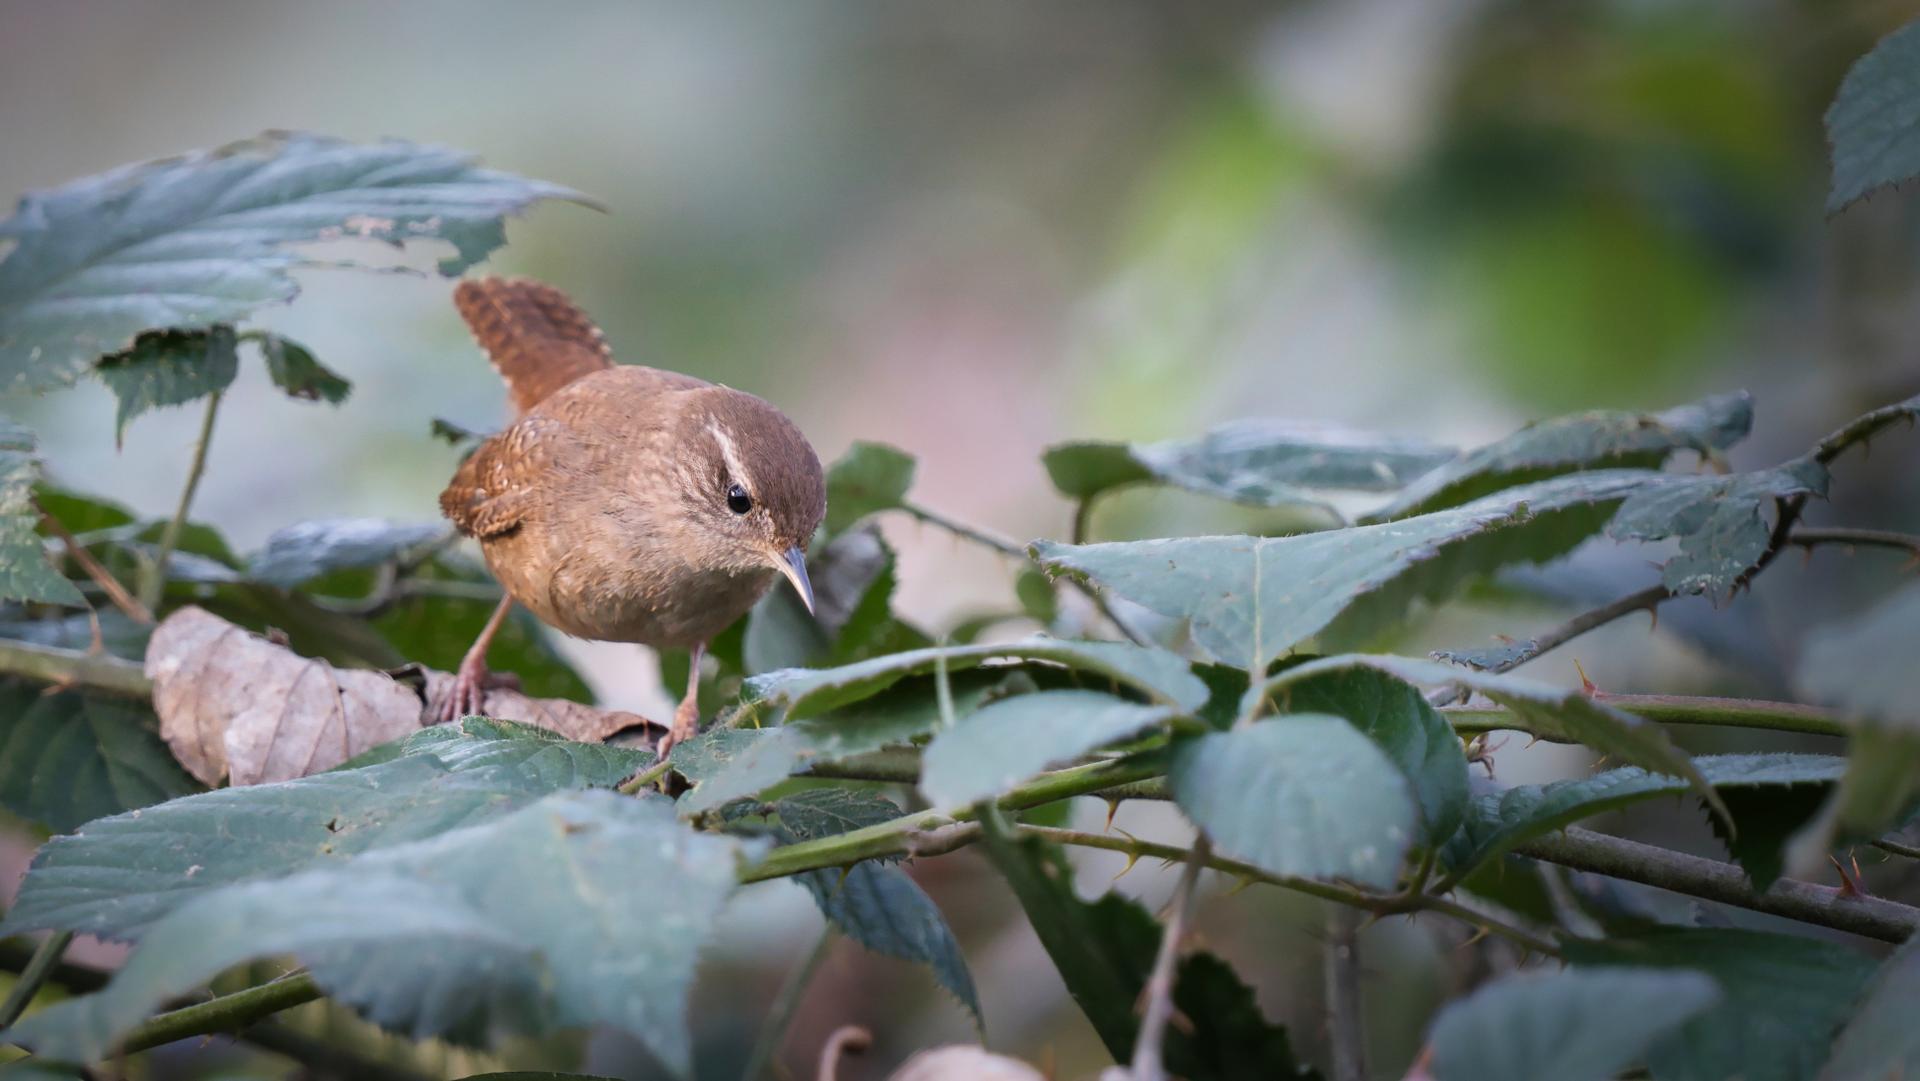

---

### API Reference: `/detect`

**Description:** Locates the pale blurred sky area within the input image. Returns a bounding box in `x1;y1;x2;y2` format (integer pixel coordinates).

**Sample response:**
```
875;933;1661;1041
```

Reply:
5;3;1920;1077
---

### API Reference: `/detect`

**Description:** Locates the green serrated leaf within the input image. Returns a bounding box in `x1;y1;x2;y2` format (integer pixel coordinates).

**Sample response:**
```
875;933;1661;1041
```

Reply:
977;816;1316;1080
1014;566;1059;627
1565;928;1878;1081
0;680;201;833
774;790;980;1021
744;637;1209;720
1;720;650;941
258;333;351;404
1426;967;1721;1081
677;670;1033;815
245;518;446;588
1034;472;1650;674
0;422;83;605
1251;655;1725;824
823;441;914;535
92;327;239;446
1367;392;1751;521
7;791;756;1074
1043;421;1453;511
1266;663;1468;846
1821;934;1920;1080
0;132;587;393
1827;19;1920;212
1608;457;1829;600
1172;715;1417;889
920;689;1176;809
1441;754;1843;887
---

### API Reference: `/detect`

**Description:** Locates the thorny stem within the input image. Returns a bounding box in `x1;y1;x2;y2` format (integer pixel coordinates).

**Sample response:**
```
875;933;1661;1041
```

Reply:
36;500;152;625
116;971;324;1055
1790;526;1920;561
0;637;152;697
1027;827;1562;957
1323;905;1368;1081
138;391;224;612
0;932;74;1029
1517;827;1920;943
1443;693;1849;740
1812;396;1919;465
1131;838;1208;1081
617;755;676;796
740;924;836;1081
0;945;429;1081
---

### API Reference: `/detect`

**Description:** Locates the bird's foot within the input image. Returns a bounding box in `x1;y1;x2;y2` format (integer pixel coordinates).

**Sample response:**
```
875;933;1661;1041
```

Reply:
655;695;702;760
435;659;493;725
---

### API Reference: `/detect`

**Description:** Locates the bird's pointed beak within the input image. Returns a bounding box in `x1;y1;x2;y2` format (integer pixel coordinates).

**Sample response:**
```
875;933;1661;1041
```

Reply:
777;545;815;615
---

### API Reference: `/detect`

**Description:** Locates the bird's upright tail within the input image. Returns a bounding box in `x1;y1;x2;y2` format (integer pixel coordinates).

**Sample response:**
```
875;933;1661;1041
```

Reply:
453;277;614;415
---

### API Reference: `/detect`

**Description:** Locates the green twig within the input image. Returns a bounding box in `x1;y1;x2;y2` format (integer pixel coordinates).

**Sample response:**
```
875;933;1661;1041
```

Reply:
0;932;74;1028
741;757;1161;883
138;391;224;611
616;756;675;796
740;924;836;1081
116;971;323;1055
898;500;1027;560
0;638;152;697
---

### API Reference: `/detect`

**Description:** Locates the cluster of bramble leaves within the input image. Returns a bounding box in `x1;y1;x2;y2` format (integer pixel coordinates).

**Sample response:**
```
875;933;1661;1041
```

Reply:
2;16;1920;1076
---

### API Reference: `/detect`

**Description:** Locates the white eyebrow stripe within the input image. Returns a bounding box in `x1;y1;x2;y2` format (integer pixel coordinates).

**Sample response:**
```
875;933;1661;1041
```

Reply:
707;420;753;493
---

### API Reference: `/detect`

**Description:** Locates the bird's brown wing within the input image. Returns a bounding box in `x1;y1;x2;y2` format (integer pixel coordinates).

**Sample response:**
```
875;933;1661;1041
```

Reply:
454;277;614;415
439;415;559;538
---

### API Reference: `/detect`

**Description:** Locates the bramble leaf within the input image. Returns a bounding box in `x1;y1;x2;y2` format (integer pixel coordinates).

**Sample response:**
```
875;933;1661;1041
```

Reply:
0;132;586;393
92;327;239;446
1607;457;1828;601
245;518;445;588
258;333;350;404
773;789;980;1021
0;422;83;605
6;792;755;1074
0;680;200;833
1827;19;1920;212
1034;472;1649;673
1172;715;1418;889
1424;967;1720;1081
920;689;1175;809
978;817;1316;1080
0;718;651;940
1043;420;1453;510
1367;391;1750;521
823;441;914;535
1566;928;1878;1081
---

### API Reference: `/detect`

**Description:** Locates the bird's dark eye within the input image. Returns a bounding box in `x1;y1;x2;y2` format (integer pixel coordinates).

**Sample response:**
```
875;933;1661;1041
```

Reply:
726;484;753;515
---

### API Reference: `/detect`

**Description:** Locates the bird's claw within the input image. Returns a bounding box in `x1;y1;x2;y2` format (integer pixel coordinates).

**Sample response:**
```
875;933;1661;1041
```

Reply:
435;661;492;725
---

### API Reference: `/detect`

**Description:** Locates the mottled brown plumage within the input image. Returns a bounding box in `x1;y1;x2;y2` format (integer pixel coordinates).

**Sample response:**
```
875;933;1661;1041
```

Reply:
436;278;826;751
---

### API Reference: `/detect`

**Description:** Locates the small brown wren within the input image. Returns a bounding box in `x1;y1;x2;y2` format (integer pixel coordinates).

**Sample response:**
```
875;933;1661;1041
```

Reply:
436;278;826;753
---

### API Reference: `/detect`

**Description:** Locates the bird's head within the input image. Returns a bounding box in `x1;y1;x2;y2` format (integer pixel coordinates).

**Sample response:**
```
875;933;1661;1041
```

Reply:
669;388;827;611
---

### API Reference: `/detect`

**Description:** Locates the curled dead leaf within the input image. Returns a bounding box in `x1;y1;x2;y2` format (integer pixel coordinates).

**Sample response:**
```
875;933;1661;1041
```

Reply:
145;606;657;786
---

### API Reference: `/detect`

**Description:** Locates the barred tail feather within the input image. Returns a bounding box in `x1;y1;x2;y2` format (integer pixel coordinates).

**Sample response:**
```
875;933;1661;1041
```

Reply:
453;277;613;414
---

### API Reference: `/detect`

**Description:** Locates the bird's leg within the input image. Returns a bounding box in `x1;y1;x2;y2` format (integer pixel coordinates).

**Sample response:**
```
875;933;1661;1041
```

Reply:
658;640;706;758
436;595;514;724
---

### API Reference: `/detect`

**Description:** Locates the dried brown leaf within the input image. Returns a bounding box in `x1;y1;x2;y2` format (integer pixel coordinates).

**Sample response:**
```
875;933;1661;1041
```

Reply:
145;606;656;786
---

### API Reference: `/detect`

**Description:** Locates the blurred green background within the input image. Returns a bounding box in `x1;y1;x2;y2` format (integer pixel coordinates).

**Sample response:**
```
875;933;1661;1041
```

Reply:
4;2;1920;1078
